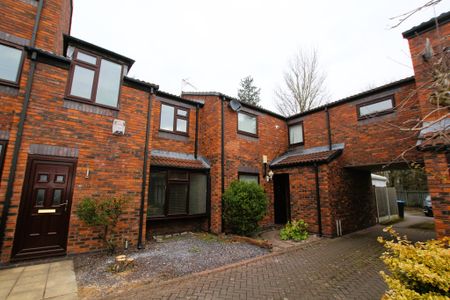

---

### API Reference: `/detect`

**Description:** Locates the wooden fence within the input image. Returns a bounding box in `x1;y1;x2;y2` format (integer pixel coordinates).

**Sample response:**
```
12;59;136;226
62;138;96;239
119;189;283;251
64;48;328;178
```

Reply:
396;190;428;207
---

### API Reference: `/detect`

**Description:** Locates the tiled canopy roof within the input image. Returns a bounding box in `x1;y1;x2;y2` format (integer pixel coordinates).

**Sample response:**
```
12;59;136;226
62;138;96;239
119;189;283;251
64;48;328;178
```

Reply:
150;150;210;169
270;144;344;168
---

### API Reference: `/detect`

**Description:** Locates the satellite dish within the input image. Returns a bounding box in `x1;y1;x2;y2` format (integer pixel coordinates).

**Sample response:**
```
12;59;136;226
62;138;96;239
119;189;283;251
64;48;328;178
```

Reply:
229;99;242;112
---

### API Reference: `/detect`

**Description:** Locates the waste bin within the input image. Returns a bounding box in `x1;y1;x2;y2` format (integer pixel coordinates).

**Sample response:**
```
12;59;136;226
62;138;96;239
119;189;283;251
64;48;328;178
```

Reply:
397;200;405;218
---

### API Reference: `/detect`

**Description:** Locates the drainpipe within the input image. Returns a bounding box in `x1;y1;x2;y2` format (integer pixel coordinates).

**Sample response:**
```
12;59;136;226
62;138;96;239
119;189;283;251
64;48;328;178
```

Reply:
0;0;44;256
314;163;323;237
194;104;199;159
220;97;225;232
137;87;154;249
325;107;332;151
30;0;44;47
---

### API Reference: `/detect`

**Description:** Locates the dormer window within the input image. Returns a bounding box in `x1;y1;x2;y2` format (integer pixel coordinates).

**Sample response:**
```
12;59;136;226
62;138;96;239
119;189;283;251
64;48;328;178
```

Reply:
66;49;123;108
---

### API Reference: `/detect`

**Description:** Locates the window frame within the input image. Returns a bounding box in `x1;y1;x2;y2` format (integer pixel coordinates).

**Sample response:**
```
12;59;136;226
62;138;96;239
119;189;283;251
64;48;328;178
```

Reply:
65;48;124;110
356;96;395;120
238;172;260;184
0;40;25;88
148;168;209;220
0;140;7;184
288;121;305;147
159;102;190;136
237;111;258;138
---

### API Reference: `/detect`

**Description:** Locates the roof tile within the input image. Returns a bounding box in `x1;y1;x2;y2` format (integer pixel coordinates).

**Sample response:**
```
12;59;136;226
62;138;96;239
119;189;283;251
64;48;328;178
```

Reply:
151;156;208;169
271;149;342;168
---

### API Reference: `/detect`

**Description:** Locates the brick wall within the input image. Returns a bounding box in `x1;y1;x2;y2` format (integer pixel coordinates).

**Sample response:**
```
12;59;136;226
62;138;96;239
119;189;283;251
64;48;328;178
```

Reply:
150;97;197;154
405;19;450;238
0;58;152;262
289;80;422;168
0;0;71;53
183;95;223;233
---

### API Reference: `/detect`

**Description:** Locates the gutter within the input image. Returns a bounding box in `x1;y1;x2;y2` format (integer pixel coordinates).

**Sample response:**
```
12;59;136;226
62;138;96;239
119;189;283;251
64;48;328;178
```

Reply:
137;87;155;249
0;0;44;256
314;163;323;237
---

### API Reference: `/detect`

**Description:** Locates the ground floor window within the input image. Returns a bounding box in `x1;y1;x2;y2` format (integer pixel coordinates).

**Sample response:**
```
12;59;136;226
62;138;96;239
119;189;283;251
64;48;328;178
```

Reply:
238;172;259;184
0;140;6;182
148;168;208;218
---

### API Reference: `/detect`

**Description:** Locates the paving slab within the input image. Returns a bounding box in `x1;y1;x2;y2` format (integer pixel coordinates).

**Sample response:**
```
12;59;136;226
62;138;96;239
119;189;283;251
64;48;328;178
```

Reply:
0;260;78;300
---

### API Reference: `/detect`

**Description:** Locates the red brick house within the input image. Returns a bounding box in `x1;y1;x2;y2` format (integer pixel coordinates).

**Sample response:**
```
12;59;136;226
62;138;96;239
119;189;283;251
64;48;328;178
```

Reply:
0;0;448;263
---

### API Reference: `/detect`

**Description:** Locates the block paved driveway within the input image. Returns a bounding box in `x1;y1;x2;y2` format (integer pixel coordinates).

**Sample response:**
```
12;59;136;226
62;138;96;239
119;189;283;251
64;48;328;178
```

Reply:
112;214;435;300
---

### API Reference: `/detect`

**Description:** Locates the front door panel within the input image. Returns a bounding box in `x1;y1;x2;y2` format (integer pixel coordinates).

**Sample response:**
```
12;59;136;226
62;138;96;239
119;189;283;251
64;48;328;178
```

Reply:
12;157;76;260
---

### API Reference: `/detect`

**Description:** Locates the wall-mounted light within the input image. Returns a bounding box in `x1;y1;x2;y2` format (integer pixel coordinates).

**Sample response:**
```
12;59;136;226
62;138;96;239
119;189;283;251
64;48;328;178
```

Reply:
262;155;274;181
266;170;274;182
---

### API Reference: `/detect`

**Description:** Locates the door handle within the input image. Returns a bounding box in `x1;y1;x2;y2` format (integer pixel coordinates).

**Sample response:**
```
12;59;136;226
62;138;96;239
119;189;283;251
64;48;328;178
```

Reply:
60;200;69;212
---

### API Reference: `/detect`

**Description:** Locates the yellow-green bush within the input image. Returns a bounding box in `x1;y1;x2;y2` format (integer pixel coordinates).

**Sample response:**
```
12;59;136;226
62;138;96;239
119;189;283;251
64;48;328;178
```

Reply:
378;227;450;299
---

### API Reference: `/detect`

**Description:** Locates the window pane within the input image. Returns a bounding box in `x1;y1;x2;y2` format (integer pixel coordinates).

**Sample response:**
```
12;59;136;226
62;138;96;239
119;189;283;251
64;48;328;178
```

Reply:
189;174;207;214
359;99;393;117
176;119;187;133
0;44;22;82
177;109;187;117
289;123;303;144
168;183;188;215
35;189;46;207
76;52;97;65
148;172;166;217
96;59;122;107
238;113;257;134
160;104;175;131
55;175;65;183
38;174;49;182
52;189;63;206
239;174;259;184
70;65;95;99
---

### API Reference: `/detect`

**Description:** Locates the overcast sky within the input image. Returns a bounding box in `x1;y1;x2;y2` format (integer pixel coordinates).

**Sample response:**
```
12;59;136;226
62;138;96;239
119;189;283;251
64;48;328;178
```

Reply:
71;0;449;112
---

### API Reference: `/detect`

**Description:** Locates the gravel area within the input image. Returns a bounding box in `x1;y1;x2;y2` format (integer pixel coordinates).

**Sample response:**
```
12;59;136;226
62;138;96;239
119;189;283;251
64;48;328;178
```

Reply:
74;233;269;298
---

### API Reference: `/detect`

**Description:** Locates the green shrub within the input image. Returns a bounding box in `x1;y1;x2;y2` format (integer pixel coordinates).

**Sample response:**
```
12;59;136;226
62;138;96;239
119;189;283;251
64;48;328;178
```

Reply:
280;219;308;241
77;197;127;253
223;180;268;236
378;227;450;299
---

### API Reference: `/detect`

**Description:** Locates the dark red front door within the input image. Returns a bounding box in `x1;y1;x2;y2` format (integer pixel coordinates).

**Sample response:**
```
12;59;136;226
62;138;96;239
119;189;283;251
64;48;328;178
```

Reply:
12;156;76;261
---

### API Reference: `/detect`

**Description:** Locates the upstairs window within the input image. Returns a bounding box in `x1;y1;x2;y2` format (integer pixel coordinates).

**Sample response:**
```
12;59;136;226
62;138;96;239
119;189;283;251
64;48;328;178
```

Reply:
289;122;304;146
357;97;394;119
159;103;189;135
0;43;24;86
66;49;123;108
238;111;257;137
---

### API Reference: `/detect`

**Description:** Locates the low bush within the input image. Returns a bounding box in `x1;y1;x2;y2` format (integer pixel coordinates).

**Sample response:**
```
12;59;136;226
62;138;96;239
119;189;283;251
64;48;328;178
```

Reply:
280;219;308;241
378;226;450;299
77;197;127;253
223;180;268;236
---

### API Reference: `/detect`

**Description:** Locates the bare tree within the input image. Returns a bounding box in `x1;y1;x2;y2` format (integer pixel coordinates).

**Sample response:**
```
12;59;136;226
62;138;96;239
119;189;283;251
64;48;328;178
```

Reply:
275;48;329;117
389;0;443;28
